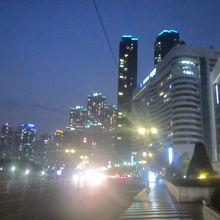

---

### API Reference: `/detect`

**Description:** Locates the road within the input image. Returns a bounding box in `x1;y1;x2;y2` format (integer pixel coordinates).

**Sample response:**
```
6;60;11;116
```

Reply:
0;179;145;220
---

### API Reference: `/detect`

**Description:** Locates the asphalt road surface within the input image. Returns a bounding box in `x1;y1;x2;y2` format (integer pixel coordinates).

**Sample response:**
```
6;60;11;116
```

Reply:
0;179;145;220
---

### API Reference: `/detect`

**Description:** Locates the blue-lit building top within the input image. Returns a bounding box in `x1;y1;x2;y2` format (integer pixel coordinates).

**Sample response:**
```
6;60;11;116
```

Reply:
154;29;181;66
158;29;178;36
15;123;37;161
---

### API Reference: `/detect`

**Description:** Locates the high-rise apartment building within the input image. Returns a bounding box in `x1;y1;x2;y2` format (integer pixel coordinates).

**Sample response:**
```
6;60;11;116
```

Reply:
117;35;138;156
87;92;106;126
52;129;64;168
15;123;37;161
69;106;88;129
104;105;117;131
154;29;184;66
132;45;220;161
0;123;13;159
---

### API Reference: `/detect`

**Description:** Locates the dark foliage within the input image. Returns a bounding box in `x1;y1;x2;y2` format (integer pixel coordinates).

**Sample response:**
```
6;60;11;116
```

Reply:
165;162;182;178
176;152;190;176
187;142;214;178
211;187;220;212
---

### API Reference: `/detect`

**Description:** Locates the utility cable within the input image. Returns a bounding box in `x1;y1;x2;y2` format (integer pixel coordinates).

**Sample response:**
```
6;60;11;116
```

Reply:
92;0;118;68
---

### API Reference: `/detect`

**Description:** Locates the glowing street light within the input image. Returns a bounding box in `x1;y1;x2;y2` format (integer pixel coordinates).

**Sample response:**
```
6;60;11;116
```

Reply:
148;152;153;158
24;169;30;175
150;127;158;134
65;149;75;154
70;149;75;154
142;152;147;157
198;172;207;179
138;127;146;135
11;166;16;172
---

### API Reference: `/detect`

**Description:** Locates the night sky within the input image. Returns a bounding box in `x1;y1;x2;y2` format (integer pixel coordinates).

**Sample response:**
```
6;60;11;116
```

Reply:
0;0;220;134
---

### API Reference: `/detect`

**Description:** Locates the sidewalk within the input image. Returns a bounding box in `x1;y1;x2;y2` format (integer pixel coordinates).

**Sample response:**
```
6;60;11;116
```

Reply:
120;183;204;220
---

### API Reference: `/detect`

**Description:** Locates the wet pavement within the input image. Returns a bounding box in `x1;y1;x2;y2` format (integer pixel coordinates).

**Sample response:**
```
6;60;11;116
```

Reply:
120;183;204;220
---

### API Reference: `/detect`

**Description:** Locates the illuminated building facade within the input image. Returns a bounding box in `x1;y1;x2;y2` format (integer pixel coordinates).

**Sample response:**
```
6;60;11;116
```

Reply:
15;123;37;161
104;105;117;131
210;58;220;161
87;92;106;126
69;106;88;129
132;45;220;160
35;134;52;168
154;30;184;66
52;129;64;168
0;123;13;159
117;35;138;156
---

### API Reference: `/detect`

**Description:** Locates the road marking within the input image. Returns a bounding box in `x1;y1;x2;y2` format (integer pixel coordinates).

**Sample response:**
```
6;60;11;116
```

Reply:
120;202;193;219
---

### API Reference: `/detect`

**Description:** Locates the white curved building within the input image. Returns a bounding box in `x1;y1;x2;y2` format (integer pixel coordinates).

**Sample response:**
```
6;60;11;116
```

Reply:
132;45;220;160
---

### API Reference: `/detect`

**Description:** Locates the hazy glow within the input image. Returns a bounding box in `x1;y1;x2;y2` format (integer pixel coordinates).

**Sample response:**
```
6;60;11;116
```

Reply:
149;171;156;183
216;84;219;104
25;169;30;175
150;128;158;134
138;127;146;135
168;147;173;164
11;166;16;172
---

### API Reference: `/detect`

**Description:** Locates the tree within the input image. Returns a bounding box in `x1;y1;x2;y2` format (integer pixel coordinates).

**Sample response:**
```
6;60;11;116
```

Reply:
166;162;181;178
176;152;190;176
187;142;214;178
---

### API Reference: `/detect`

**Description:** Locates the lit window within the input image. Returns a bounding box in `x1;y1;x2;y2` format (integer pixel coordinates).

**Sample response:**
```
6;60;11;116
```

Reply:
124;85;127;88
124;54;128;57
120;59;124;62
124;68;128;71
119;75;123;79
118;92;123;96
118;112;123;116
120;65;124;68
117;136;122;140
118;124;122;127
159;92;164;96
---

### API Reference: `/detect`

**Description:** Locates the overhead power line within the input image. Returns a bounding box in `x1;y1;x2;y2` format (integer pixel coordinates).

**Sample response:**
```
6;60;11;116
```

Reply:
92;0;117;67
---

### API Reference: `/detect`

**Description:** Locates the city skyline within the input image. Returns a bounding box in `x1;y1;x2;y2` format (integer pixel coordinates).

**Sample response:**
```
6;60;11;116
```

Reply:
1;0;220;132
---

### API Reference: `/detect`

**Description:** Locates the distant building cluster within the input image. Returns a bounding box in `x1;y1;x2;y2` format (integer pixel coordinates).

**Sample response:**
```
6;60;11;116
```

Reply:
0;93;117;171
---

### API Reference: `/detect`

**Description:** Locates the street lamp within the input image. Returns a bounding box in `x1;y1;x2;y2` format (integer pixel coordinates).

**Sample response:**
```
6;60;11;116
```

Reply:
65;149;75;154
11;166;16;172
138;127;146;135
70;149;75;154
148;152;153;158
24;169;30;175
150;128;158;134
142;152;147;157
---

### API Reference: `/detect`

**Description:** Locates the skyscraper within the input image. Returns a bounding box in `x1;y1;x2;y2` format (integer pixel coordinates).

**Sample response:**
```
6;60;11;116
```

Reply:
0;123;13;159
69;106;88;129
117;35;138;157
15;123;37;161
87;92;106;126
154;29;183;66
104;105;117;131
52;129;64;168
